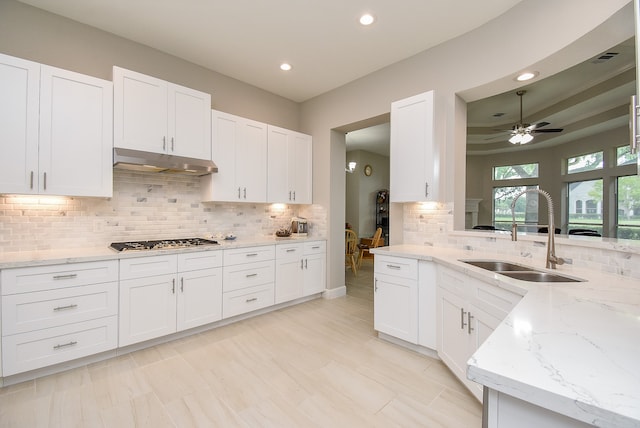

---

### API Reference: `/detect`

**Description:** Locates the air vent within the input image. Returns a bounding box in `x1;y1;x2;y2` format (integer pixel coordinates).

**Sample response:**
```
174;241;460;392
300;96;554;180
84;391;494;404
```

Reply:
592;52;619;64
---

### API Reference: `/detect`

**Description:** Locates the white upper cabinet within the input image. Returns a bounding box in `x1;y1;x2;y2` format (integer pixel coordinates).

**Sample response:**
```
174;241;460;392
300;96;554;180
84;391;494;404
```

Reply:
39;66;113;197
0;54;40;195
113;66;211;160
390;90;439;202
201;110;268;202
0;54;113;197
267;125;312;204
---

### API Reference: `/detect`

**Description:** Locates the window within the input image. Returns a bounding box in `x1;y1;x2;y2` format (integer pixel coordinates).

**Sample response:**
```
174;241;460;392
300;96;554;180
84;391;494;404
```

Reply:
567;151;603;174
568;179;603;234
493;185;538;231
493;163;539;180
616;145;637;167
617;175;640;239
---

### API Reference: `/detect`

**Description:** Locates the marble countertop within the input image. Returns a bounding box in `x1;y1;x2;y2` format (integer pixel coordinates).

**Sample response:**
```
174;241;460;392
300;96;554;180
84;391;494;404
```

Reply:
372;245;640;428
0;236;326;269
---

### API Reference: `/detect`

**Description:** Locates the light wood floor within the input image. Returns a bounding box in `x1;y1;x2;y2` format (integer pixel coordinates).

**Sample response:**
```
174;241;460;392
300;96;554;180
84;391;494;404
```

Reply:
0;262;481;427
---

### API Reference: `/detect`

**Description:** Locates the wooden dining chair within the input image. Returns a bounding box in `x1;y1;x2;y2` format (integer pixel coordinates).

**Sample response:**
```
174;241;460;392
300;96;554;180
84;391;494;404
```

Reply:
357;227;382;268
345;229;359;275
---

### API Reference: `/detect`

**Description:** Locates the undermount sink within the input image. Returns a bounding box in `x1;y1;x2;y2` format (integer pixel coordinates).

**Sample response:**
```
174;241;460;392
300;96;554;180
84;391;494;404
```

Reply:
460;259;584;283
461;260;536;272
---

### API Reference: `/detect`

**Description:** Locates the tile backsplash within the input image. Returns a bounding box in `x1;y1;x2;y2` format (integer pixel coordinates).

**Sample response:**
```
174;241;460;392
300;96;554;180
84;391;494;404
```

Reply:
0;170;326;253
403;202;640;280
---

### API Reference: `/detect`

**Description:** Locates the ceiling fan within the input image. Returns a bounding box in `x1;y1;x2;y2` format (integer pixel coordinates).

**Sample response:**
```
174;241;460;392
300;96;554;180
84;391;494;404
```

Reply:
508;90;563;144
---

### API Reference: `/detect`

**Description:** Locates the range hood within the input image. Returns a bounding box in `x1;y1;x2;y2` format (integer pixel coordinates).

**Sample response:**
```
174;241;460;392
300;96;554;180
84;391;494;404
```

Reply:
113;147;218;176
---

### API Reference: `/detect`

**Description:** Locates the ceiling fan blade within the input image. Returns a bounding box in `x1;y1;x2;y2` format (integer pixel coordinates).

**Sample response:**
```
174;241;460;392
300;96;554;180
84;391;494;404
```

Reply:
532;128;563;133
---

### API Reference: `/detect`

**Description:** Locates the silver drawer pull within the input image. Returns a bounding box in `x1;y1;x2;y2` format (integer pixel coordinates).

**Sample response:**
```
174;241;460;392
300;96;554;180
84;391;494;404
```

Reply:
286;248;296;252
246;273;258;278
311;246;320;249
246;253;258;257
53;341;77;350
246;297;258;303
386;264;401;270
53;304;78;312
53;273;78;280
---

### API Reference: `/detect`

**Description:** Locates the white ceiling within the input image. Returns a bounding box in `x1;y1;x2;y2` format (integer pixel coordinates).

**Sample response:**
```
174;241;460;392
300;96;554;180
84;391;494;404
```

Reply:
17;0;523;103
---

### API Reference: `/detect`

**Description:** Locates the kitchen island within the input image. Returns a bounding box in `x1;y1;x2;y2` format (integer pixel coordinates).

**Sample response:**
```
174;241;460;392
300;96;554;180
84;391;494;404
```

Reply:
371;244;640;428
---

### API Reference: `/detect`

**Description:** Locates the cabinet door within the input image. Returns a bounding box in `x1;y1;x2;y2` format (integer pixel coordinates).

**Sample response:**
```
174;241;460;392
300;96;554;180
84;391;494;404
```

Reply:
203;111;267;202
177;267;223;331
418;261;437;350
237;118;267;202
119;274;177;346
437;287;469;382
266;125;290;202
0;53;39;194
39;65;113;197
303;252;325;296
113;66;167;153
390;90;437;202
374;273;418;343
290;132;312;204
275;256;303;304
168;83;211;159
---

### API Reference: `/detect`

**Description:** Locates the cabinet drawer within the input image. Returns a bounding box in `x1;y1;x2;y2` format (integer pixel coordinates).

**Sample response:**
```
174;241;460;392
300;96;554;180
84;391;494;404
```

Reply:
1;261;118;295
374;255;418;280
223;246;275;266
304;241;326;255
222;283;274;319
276;243;304;260
178;250;222;272
119;254;177;280
2;316;118;376
223;261;274;292
2;282;118;335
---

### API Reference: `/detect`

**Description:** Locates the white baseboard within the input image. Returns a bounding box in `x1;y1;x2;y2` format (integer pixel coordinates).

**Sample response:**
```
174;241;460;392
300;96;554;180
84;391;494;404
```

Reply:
322;285;346;299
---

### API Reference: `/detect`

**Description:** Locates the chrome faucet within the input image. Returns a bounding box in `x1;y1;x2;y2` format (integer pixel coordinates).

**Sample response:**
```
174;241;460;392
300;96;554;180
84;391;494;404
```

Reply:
510;189;564;269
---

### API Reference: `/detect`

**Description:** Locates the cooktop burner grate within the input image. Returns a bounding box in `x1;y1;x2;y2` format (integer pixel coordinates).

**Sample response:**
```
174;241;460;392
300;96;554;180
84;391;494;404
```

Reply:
110;238;219;252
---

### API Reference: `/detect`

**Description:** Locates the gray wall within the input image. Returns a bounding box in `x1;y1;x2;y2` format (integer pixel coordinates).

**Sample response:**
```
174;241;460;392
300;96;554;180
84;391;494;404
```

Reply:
345;150;390;239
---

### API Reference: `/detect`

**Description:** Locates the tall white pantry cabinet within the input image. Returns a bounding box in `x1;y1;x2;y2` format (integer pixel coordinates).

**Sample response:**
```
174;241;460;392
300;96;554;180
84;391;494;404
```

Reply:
0;53;113;197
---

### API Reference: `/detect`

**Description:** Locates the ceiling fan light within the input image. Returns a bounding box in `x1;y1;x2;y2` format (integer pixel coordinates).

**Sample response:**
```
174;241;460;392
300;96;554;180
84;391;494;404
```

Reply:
521;133;534;144
509;134;522;144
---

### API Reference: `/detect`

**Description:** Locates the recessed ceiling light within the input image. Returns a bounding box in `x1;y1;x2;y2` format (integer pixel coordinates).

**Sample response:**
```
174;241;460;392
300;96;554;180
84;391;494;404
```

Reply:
515;71;538;82
359;13;375;26
280;63;292;71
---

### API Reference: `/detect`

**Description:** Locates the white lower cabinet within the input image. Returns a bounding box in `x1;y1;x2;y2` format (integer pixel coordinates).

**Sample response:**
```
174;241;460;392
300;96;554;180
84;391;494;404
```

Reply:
0;261;118;376
222;245;275;318
275;241;326;305
437;265;520;401
118;251;223;347
373;255;419;343
373;255;437;348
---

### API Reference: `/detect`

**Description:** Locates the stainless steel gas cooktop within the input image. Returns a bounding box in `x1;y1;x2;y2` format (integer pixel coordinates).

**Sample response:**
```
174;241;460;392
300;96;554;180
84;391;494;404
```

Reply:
109;238;219;252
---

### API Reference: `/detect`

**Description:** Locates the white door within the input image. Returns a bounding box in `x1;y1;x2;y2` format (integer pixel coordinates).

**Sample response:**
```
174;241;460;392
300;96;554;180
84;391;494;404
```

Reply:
275;257;303;304
267;125;290;202
119;275;177;346
437;288;469;381
168;83;211;159
177;267;223;331
390;90;437;202
303;253;325;296
113;66;167;153
237;118;267;202
373;273;418;343
205;110;240;201
39;65;113;197
290;132;312;204
0;54;40;194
